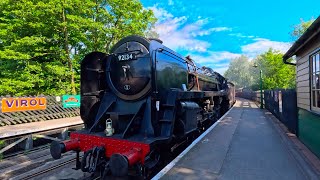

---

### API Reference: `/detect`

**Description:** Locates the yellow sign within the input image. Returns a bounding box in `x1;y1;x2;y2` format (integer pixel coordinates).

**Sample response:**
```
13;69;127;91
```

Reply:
1;97;47;113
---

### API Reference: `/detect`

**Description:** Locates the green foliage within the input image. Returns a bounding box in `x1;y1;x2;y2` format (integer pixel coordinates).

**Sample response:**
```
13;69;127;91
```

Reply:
224;55;254;88
291;17;315;40
252;49;296;90
0;0;156;96
0;140;4;160
224;49;296;90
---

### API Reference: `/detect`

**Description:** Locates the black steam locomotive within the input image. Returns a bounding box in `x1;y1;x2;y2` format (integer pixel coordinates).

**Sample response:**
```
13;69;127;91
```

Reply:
50;35;235;178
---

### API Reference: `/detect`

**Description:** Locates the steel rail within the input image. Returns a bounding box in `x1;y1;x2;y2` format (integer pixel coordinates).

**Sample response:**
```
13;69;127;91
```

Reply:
20;158;77;180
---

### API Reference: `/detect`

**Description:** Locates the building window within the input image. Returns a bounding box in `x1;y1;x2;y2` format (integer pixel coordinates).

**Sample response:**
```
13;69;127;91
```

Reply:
311;51;320;111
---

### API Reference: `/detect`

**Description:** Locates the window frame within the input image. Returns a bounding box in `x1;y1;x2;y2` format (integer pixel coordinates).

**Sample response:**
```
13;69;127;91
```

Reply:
310;50;320;112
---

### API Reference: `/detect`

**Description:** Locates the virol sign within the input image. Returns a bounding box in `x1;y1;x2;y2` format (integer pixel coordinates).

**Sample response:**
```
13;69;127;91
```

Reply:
1;97;47;113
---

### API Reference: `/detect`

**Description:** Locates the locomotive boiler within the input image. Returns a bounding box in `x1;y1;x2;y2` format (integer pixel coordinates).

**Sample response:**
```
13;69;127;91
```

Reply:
50;35;235;178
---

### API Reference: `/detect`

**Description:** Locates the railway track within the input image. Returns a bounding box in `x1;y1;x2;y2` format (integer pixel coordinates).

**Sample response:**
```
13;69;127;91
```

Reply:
0;147;87;180
0;138;189;180
0;128;204;180
19;158;76;180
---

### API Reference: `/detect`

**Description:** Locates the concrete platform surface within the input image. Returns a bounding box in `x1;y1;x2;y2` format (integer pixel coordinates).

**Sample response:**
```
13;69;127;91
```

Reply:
0;116;83;139
161;98;317;180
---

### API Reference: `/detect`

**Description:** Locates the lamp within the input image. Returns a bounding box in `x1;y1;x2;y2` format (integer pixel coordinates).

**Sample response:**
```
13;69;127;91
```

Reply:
253;63;263;109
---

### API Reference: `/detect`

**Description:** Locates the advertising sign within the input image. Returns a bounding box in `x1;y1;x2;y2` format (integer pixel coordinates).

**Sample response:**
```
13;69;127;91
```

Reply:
62;95;80;108
1;97;46;113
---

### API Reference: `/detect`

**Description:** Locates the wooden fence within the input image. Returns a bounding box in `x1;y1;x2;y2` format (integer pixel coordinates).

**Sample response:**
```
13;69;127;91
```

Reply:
0;96;80;126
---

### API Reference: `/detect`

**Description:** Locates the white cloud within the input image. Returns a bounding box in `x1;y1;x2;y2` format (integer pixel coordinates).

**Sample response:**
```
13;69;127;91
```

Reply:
229;33;255;38
148;6;291;75
210;27;232;32
212;67;229;74
191;51;241;64
149;6;173;21
193;27;232;37
241;38;291;58
187;51;241;74
189;38;292;74
149;6;231;52
207;62;231;74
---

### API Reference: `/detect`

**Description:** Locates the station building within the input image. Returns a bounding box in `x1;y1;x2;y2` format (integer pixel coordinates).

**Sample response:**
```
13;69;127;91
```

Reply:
283;16;320;157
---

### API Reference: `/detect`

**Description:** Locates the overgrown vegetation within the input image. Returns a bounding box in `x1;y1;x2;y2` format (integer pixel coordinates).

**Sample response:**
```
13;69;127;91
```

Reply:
0;0;156;96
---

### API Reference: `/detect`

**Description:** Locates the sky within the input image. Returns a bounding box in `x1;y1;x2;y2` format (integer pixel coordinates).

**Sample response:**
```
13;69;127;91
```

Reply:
140;0;320;74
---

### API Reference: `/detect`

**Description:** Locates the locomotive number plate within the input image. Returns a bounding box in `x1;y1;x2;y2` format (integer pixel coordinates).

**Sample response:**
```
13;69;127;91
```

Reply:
117;53;136;61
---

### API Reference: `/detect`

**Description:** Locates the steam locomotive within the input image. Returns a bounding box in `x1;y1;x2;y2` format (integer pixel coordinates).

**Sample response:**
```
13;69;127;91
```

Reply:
50;35;235;178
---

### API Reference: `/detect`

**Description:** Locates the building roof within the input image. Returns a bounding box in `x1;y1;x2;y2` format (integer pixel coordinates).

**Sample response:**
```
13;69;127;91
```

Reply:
283;16;320;64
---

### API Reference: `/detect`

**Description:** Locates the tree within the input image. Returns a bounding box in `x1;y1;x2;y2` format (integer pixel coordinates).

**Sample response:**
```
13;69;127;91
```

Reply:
224;55;254;88
291;17;315;40
252;49;296;90
224;50;296;90
0;0;71;95
0;0;156;96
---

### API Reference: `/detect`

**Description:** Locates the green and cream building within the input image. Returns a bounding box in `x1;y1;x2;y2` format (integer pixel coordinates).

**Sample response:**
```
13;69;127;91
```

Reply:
283;16;320;157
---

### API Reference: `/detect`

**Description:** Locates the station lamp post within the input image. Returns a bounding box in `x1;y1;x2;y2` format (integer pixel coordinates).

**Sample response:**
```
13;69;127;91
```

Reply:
253;64;264;109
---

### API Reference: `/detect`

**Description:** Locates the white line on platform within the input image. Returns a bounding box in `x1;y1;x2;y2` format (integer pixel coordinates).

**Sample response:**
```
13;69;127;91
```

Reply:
151;105;235;180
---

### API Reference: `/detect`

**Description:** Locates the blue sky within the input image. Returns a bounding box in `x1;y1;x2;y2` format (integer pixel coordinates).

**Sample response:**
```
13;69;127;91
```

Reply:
141;0;320;74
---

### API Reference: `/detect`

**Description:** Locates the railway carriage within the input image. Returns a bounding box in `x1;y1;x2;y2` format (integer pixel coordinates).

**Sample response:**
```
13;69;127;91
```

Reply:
50;35;235;178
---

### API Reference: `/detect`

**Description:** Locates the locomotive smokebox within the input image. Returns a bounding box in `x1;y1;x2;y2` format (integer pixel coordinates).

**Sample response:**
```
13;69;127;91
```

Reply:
107;35;151;101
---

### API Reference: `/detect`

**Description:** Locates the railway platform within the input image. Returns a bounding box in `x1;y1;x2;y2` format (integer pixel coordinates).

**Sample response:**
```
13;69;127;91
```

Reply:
155;98;320;180
0;116;83;155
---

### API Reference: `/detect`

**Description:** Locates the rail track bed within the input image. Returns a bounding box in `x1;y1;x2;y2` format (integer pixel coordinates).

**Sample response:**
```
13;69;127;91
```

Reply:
0;147;88;180
0;132;195;180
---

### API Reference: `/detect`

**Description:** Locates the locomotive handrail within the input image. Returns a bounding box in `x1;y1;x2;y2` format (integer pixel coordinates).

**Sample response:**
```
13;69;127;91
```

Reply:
156;48;186;64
